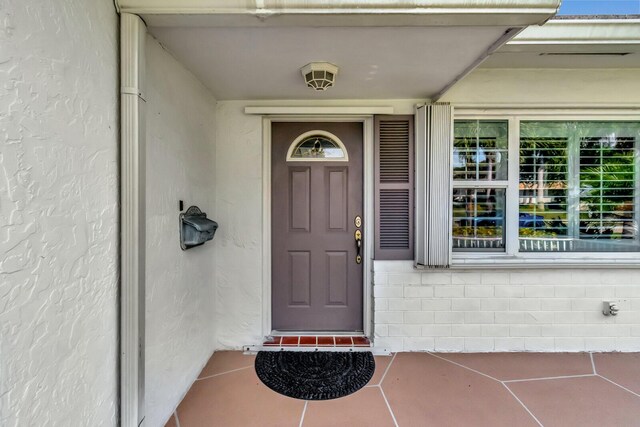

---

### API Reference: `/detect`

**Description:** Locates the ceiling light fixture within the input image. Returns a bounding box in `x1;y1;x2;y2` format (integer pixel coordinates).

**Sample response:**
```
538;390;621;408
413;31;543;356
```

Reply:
300;62;338;91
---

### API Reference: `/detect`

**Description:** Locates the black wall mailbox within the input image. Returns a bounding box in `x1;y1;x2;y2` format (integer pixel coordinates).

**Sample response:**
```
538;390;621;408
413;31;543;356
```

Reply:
180;205;218;250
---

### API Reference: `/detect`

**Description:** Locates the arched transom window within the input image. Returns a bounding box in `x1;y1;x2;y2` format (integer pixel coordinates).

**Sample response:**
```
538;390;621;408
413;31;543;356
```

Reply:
286;130;348;162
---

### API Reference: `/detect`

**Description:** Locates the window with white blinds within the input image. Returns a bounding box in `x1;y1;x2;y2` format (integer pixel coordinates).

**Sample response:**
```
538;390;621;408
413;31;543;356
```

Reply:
519;122;640;252
452;119;640;256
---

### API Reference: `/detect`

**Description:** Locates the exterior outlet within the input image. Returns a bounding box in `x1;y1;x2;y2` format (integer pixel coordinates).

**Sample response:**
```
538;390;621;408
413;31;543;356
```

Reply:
602;301;619;316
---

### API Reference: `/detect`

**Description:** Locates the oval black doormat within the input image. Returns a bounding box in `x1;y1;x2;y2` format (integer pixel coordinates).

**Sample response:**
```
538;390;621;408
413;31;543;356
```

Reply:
255;351;375;400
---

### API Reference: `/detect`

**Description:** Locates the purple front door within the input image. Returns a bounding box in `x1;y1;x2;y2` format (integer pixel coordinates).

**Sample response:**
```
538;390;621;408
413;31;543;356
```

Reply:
272;122;364;331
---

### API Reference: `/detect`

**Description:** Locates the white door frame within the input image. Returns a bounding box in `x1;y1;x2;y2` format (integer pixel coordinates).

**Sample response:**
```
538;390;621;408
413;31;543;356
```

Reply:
262;115;375;337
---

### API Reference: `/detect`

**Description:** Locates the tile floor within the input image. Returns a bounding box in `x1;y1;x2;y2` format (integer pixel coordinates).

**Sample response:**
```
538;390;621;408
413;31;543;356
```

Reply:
166;351;640;427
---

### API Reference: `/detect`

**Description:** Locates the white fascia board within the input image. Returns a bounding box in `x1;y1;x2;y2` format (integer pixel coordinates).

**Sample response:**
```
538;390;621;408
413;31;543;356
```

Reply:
116;0;560;26
510;19;640;45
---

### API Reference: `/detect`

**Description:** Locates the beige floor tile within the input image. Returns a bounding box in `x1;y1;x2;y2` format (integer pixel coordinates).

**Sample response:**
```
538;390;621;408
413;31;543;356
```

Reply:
508;376;640;427
368;355;394;386
593;353;640;395
436;352;593;381
198;351;255;379
303;388;395;427
382;353;538;427
178;367;304;427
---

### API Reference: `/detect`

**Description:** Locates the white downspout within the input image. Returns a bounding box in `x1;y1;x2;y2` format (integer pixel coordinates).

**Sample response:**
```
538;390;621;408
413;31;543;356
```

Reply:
120;12;147;427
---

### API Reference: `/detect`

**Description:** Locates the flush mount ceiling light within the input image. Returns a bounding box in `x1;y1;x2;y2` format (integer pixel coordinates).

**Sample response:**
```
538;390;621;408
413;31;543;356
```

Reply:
300;62;338;91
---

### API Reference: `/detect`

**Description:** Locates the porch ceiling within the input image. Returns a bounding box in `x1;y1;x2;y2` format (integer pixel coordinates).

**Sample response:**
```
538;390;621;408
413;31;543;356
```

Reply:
146;25;512;100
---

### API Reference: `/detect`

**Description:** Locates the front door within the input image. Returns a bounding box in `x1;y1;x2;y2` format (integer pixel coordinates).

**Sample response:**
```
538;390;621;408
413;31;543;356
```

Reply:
272;122;364;331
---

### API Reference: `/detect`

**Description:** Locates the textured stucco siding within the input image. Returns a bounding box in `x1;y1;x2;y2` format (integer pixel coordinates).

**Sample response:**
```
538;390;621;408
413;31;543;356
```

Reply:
0;1;119;426
145;35;218;427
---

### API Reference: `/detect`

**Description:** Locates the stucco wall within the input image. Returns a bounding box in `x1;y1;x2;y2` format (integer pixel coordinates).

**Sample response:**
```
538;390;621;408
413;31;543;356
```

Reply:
0;0;119;426
442;68;640;107
145;35;218;427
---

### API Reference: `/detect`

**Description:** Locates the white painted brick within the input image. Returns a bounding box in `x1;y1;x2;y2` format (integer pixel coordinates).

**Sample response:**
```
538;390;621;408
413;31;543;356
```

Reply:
422;325;453;337
614;311;640;324
615;337;640;352
583;311;616;323
495;286;524;298
465;338;495;352
541;325;571;337
599;324;630;337
388;324;422;337
465;286;494;298
525;338;555;351
374;286;403;298
375;337;403;352
375;311;404;324
481;298;509;311
465;312;495;324
495;338;525;351
375;298;389;311
434;286;464;298
523;311;555;324
615;286;640;297
388;298;421;311
570;324;604;337
540;298;572;311
510;325;541;337
585;337;618;351
509;298;540;311
388;273;421;286
555;337;585;351
482;325;510;337
584;286;613;298
451;273;482;285
480;272;510;285
373;261;414;273
434;337;465;352
421;299;452;311
570;271;606;286
404;286;434;298
373;272;388;286
435;312;465;324
374;324;388;337
495;312;525;324
451;298;481;311
631;325;640;337
555;286;585;298
422;272;452;285
403;337;435;351
524;286;555;298
571;299;602;311
404;311;434;324
553;312;585;324
452;325;482;337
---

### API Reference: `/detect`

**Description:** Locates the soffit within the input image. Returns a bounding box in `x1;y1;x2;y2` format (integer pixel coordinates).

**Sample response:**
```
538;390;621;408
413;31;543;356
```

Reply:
483;18;640;68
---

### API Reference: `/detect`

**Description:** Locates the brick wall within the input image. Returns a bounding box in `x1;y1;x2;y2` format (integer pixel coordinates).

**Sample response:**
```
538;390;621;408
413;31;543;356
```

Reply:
373;261;640;352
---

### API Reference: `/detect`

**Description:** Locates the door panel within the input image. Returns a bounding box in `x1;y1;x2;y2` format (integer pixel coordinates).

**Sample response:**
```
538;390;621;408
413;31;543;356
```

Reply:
272;122;363;331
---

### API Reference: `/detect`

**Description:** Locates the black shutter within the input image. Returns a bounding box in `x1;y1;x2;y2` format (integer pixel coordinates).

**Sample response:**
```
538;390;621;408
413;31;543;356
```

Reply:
375;115;414;260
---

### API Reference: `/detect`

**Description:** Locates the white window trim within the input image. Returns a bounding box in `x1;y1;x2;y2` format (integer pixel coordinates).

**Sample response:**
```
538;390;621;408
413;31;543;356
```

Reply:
450;110;640;267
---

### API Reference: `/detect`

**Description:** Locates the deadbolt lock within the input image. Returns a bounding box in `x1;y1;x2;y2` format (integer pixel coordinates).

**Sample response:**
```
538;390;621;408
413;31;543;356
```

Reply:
354;215;362;228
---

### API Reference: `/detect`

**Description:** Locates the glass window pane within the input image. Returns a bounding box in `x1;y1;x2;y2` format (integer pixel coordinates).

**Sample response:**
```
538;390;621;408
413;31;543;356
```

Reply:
290;135;346;159
519;121;640;253
453;188;505;252
454;120;508;181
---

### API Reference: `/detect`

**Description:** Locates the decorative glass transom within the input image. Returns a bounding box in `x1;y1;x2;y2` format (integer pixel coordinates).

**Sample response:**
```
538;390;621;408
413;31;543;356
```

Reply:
287;132;348;162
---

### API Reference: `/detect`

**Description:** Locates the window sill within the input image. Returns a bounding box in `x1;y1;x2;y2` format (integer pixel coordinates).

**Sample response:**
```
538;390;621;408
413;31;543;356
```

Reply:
450;253;640;269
